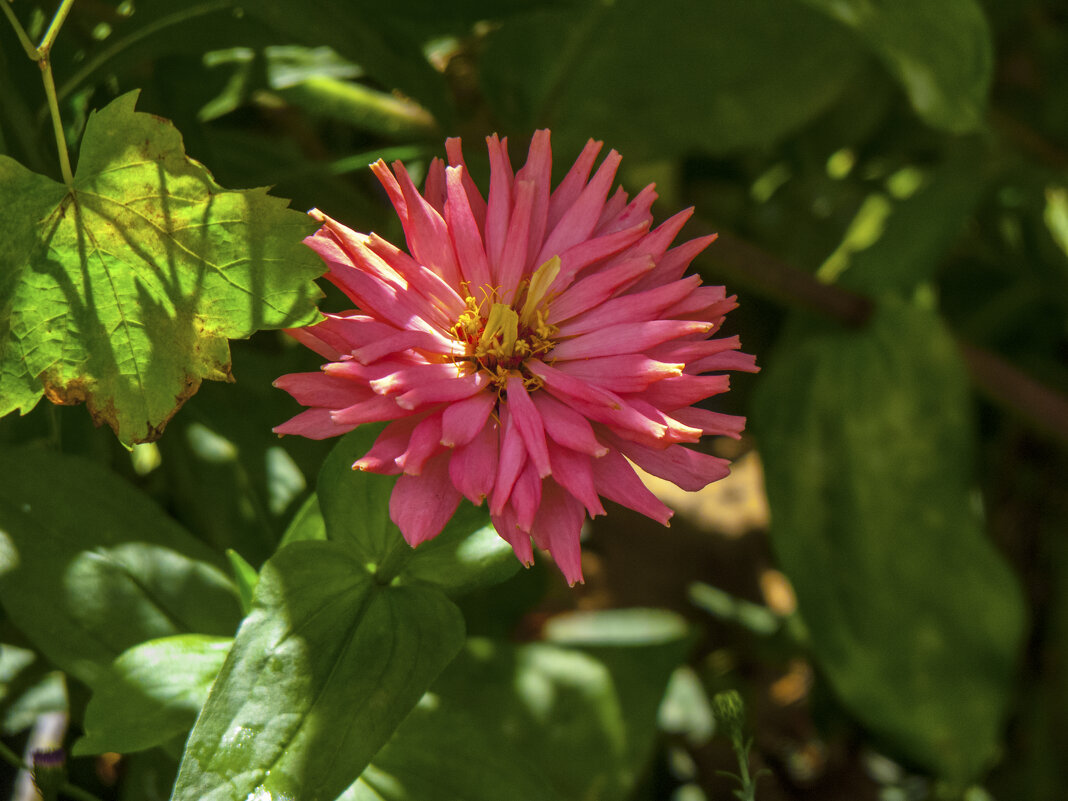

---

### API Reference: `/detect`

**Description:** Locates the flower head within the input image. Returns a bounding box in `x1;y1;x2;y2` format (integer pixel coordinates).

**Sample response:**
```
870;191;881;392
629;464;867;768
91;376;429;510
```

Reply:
274;132;757;584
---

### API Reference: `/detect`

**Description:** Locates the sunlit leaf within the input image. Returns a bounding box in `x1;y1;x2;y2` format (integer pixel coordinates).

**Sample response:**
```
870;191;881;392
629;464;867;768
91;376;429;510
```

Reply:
753;299;1026;783
0;447;241;687
75;634;232;756
171;540;464;801
0;91;324;444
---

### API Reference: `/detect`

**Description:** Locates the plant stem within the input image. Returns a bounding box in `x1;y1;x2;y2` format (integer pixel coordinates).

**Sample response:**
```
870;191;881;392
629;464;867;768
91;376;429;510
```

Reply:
0;0;77;185
40;55;74;185
37;0;76;54
0;0;37;58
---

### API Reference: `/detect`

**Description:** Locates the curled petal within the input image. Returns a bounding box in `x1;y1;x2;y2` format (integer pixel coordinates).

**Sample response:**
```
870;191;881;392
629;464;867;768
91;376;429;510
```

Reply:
390;452;462;546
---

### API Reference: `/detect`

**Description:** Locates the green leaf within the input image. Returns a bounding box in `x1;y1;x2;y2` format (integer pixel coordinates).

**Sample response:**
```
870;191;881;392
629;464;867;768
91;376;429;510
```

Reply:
75;635;232;756
315;428;520;594
481;0;864;159
279;492;327;546
171;540;465;801
800;0;993;132
225;550;259;615
752;299;1026;783
0;91;324;444
393;500;520;597
317;426;395;566
387;620;688;801
0;447;241;686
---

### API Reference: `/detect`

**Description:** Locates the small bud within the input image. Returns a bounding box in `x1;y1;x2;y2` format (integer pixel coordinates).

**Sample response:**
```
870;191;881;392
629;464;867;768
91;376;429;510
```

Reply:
711;690;747;744
32;748;67;801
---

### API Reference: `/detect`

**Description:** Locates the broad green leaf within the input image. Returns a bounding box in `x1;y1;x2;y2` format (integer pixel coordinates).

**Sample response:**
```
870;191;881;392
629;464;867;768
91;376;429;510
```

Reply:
342;697;566;801
392;621;688;801
0;91;324;444
390;500;520;597
0;447;241;686
481;0;864;159
279;492;327;546
75;635;232;756
315;428;519;594
171;540;465;801
317;425;395;565
801;0;993;133
225;551;259;616
753;299;1026;783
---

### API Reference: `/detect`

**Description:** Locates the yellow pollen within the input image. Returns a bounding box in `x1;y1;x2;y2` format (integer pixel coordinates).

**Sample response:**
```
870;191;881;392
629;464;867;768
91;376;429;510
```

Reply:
450;266;560;390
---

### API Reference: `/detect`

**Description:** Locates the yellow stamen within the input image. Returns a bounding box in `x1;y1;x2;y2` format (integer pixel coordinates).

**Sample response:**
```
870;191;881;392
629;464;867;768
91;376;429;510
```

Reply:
519;256;561;328
477;303;520;359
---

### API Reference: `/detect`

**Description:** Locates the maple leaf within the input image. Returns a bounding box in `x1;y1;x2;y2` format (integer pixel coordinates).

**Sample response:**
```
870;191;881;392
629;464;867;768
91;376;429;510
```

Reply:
0;92;324;444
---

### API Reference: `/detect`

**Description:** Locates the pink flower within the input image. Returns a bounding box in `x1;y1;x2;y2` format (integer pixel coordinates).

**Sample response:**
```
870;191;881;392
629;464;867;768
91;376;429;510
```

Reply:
274;132;757;584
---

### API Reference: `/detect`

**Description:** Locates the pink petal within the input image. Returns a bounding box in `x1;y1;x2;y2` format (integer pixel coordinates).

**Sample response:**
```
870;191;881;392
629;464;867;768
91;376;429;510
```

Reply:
395;411;445;475
440;390;497;447
531;481;586;585
369;161;407;222
390;452;462;546
364;233;466;317
485;134;514;272
527;361;670;445
396;371;489;410
353;416;423;474
507;375;551;478
594;185;629;233
670;407;747;439
688;349;760;375
597;183;657;236
510;461;542;532
497;179;535;303
272;372;367;408
532;392;608;457
630;233;717;293
609;436;730;492
590;449;673;526
423;156;446;214
491;506;534;566
445;137;487;231
331;395;410;426
554;356;683;393
449;418;499;504
535;149;621;266
550;221;651;294
550;320;713;361
547;138;602;231
547;441;605;518
445;165;493;290
634;374;732;410
647;335;742;364
548;254;654;324
489;404;527;516
351;329;462;365
273;408;358;440
557;276;702;337
393;161;462;288
514;130;552;267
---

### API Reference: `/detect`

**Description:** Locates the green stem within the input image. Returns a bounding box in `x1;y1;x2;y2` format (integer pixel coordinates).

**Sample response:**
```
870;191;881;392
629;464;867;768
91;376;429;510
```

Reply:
37;0;76;54
374;539;415;585
40;55;74;185
0;0;36;58
1;0;77;184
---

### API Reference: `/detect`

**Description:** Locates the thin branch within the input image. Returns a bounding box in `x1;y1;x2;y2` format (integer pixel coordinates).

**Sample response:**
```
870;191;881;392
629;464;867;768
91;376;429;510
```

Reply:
37;0;76;55
0;0;37;58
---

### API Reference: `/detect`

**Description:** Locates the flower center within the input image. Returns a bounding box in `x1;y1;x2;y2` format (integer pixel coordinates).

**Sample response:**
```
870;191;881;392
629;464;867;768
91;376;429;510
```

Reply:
451;256;560;389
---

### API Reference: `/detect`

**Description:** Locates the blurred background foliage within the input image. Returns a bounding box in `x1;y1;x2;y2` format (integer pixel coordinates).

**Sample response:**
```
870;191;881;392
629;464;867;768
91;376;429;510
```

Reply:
1;0;1067;799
